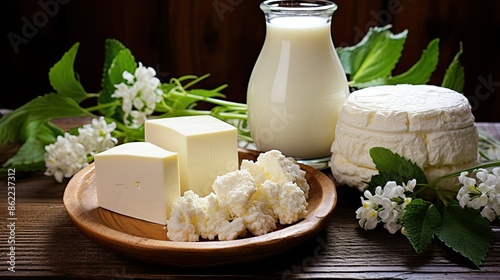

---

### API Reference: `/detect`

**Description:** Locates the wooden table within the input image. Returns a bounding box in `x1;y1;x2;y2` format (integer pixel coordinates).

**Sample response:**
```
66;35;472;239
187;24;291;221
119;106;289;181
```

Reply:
1;121;499;279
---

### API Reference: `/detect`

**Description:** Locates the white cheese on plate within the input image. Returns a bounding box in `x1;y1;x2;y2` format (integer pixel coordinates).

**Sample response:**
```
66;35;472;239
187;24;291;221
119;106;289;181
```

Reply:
94;142;180;225
330;84;479;191
166;149;309;241
145;116;238;196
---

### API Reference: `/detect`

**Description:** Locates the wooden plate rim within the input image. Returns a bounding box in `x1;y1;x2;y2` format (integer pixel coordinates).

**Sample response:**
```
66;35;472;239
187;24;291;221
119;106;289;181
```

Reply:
63;150;337;265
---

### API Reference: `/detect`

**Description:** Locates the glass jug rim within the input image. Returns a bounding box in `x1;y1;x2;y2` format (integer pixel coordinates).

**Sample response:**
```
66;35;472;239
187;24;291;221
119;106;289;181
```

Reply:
260;0;338;13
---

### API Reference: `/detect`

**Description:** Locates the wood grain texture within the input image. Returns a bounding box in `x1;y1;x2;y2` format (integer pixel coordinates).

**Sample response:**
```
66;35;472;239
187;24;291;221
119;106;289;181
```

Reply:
62;149;337;267
0;197;499;278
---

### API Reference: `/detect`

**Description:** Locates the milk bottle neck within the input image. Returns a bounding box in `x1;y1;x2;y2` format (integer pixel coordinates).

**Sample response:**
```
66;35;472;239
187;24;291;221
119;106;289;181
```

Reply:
260;0;337;25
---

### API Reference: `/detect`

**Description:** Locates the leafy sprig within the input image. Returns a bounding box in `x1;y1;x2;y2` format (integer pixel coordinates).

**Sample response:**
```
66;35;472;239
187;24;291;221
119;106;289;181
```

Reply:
0;39;249;174
367;147;499;268
336;25;462;92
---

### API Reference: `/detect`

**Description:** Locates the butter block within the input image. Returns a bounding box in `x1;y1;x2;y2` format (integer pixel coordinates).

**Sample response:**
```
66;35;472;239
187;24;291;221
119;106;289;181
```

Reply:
94;142;180;225
145;116;238;196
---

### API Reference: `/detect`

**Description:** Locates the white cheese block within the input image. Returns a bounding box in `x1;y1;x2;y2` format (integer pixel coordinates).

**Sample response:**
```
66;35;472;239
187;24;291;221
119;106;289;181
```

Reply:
331;152;478;190
339;84;475;132
333;122;478;169
94;142;180;224
330;84;479;191
145;116;238;196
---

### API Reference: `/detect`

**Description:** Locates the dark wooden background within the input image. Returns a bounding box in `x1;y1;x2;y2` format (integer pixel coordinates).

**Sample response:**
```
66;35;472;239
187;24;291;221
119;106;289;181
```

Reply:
3;0;500;122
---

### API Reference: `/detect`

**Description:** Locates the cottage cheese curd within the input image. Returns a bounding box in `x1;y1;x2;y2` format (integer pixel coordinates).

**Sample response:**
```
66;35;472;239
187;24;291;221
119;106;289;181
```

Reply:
167;150;310;241
330;84;479;191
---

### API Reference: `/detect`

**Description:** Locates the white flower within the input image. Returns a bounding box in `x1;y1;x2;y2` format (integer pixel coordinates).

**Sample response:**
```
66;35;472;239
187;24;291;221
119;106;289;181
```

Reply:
44;117;117;182
459;171;476;188
457;169;500;222
383;209;402;234
355;180;416;234
457;185;472;208
404;179;416;192
491;194;500;215
111;62;163;128
77;116;117;154
355;196;379;230
469;193;489;209
481;206;497;222
381;181;404;199
44;133;89;183
378;197;397;222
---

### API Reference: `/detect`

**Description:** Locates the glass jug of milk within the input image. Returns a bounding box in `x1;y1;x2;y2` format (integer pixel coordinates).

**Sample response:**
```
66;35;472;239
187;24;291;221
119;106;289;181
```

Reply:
247;0;349;166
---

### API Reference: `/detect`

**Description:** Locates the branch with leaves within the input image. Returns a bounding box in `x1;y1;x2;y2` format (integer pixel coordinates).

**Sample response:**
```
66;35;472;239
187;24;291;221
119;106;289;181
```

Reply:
357;147;499;268
0;39;250;176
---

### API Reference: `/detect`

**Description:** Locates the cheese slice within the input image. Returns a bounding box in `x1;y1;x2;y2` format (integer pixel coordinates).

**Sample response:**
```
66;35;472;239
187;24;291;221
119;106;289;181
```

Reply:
94;142;180;224
145;116;238;196
330;84;479;191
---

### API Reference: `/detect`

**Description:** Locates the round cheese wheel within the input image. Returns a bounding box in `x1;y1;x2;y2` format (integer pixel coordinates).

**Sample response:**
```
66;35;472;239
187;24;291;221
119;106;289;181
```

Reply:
330;84;479;191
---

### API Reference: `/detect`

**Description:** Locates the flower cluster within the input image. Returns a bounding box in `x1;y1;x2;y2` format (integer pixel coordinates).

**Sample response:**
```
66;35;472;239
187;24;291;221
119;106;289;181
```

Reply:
356;179;416;234
457;168;500;222
44;117;117;182
111;62;163;128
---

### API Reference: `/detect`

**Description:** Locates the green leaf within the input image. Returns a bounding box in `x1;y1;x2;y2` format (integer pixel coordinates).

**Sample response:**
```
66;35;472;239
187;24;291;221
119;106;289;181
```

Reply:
441;43;465;92
402;199;441;253
337;25;408;84
436;202;493;268
368;171;407;191
38;121;64;143
102;39;128;83
354;38;440;88
3;135;48;172
1;122;61;172
366;147;428;191
48;42;88;103
99;39;136;115
0;93;89;145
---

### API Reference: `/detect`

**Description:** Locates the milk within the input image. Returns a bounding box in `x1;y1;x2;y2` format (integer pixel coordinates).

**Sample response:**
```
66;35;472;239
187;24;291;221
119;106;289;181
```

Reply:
247;16;349;159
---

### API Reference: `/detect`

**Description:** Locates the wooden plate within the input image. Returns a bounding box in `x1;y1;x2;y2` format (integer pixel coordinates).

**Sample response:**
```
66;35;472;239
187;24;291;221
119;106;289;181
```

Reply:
63;149;337;267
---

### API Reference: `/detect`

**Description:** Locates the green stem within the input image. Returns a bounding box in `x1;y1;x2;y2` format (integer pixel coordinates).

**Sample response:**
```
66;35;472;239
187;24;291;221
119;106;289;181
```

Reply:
428;160;500;186
238;133;253;143
85;100;121;113
167;75;245;109
85;93;100;98
155;101;172;113
215;112;248;120
154;109;212;119
411;160;500;205
169;89;247;109
181;73;211;89
112;121;129;133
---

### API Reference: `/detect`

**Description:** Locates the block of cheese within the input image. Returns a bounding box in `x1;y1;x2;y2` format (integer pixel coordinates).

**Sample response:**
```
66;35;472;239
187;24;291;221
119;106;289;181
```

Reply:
145;116;238;196
94;142;180;224
330;84;479;191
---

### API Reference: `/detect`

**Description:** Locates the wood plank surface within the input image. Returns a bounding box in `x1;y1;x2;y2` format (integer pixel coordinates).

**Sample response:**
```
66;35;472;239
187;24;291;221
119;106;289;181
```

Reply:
0;197;499;278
